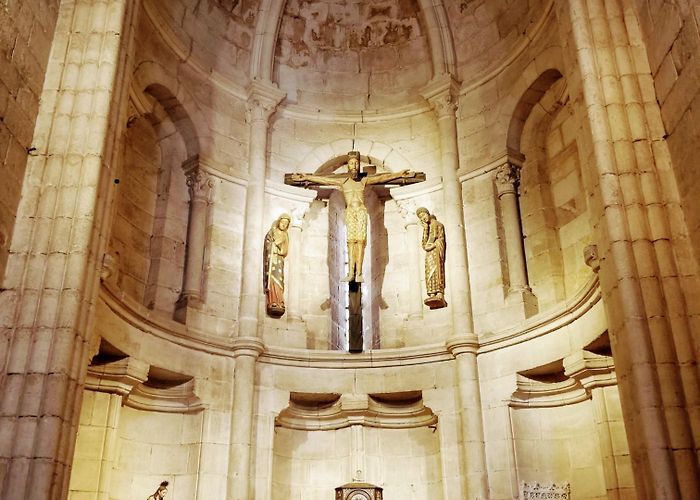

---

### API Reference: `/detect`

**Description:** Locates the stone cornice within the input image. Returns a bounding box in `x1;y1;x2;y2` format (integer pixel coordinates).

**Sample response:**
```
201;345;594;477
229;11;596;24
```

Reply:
278;102;433;123
564;351;616;389
98;275;601;366
258;343;453;368
86;357;149;396
124;379;205;414
275;391;438;431
479;274;602;352
445;335;479;357
233;336;265;358
510;376;589;408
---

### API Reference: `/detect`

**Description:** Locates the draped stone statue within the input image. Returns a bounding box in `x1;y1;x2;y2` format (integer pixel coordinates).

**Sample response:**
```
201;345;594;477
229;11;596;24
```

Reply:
263;214;291;317
416;207;447;309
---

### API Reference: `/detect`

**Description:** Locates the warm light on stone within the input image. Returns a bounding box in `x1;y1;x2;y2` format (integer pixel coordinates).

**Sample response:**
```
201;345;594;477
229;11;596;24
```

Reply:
0;1;697;500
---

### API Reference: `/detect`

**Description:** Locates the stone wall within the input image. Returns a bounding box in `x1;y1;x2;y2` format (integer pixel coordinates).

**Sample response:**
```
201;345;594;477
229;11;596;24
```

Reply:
633;0;700;262
0;0;60;283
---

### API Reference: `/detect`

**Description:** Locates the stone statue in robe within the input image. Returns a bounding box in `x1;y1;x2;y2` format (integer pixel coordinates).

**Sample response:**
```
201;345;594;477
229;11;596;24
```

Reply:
263;214;291;317
417;207;447;309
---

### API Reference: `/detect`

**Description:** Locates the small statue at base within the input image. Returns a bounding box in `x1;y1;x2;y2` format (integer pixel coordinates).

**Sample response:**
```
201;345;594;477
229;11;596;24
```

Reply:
147;481;169;500
264;214;291;317
417;207;447;309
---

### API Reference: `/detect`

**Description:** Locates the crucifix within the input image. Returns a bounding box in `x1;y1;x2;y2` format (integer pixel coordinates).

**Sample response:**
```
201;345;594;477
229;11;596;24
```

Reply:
285;151;426;351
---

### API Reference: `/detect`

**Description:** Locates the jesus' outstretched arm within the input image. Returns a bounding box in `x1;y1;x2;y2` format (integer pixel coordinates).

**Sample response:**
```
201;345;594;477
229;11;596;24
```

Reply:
365;170;416;185
290;172;344;187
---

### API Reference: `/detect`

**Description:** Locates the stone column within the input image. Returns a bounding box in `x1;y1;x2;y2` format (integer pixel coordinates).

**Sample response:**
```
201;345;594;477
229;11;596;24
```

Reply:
421;74;474;332
422;74;488;497
446;337;489;499
228;81;283;500
227;337;265;500
560;0;700;496
237;81;285;339
0;0;140;498
175;158;214;323
494;161;537;316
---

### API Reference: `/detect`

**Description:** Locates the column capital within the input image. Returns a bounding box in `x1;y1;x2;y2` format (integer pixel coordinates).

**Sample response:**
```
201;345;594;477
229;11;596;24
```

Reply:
246;80;286;123
420;73;461;118
494;161;521;196
184;161;215;202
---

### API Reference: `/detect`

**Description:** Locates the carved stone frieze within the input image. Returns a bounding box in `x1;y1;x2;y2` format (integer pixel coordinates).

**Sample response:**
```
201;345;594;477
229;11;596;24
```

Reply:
521;481;571;499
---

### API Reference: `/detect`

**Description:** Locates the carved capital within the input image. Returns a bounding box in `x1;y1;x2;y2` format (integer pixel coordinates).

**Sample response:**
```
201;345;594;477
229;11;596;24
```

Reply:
246;80;286;123
100;252;119;283
185;167;215;203
583;244;600;273
494;162;520;196
420;73;461;119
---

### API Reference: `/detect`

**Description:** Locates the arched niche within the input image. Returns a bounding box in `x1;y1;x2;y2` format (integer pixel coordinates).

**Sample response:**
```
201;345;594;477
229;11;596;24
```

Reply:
507;70;592;311
108;83;202;319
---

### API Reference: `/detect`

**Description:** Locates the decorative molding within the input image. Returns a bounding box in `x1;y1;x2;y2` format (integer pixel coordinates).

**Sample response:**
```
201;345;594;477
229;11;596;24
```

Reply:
232;336;266;358
510;375;589;408
259;343;453;368
99;282;235;356
564;350;616;390
125;379;205;414
99;274;601;365
479;274;602;352
520;481;571;500
86;357;149;396
278;101;433;123
445;335;479;357
458;152;525;183
276;391;438;431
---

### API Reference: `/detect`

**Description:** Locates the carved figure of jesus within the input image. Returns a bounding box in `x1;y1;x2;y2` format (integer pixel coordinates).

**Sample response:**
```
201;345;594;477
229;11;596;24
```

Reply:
288;151;422;283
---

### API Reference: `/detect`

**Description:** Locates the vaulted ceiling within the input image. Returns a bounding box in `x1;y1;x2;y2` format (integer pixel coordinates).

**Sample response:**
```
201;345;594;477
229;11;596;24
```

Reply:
146;0;552;110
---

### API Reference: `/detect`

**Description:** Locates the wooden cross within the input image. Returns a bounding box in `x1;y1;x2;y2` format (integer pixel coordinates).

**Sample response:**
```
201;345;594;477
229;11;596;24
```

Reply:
285;152;426;352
